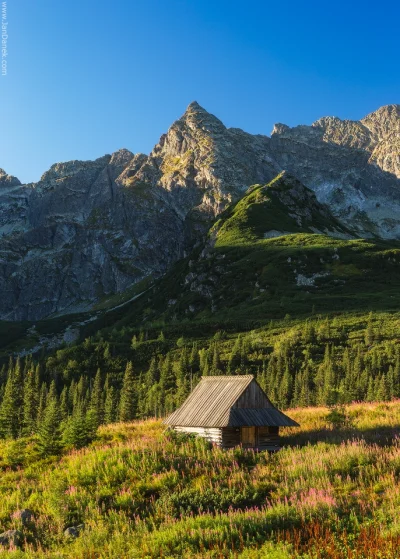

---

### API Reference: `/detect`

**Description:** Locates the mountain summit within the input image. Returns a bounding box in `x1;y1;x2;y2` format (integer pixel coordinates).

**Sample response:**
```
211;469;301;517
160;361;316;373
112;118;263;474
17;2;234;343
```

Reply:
0;102;399;320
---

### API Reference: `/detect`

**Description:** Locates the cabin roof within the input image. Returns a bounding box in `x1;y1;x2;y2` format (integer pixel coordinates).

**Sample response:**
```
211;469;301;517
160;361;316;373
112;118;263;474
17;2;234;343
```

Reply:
164;375;299;428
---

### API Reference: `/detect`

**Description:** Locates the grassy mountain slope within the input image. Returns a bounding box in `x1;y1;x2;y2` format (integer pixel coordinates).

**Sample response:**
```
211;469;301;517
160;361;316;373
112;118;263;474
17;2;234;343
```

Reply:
1;402;400;558
109;172;400;329
3;171;400;358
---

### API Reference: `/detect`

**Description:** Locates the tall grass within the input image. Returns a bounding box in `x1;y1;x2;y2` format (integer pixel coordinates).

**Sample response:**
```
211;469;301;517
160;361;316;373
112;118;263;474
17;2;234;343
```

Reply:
0;402;400;557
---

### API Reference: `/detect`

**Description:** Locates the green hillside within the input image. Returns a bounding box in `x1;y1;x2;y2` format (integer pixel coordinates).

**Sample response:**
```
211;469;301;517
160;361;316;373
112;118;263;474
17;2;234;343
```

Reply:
0;174;399;556
1;173;400;438
102;173;400;330
0;402;399;558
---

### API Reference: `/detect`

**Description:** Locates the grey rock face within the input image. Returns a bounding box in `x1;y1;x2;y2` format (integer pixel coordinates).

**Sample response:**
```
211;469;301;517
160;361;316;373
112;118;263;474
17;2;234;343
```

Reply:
0;151;188;320
120;101;280;222
0;102;399;320
0;103;281;321
269;104;400;237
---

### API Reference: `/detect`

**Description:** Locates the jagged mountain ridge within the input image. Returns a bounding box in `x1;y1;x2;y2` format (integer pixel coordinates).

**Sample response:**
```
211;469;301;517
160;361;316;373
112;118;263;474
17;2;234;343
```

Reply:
1;101;399;321
269;104;400;236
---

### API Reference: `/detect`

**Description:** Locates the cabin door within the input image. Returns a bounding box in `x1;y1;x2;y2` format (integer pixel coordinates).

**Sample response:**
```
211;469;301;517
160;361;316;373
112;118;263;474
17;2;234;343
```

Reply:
241;426;256;448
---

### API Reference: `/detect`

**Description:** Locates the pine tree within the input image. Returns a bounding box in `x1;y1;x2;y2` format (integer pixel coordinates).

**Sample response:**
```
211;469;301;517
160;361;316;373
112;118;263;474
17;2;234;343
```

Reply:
119;362;136;422
365;313;374;345
104;385;117;424
279;364;293;408
63;404;92;449
131;335;138;350
210;343;222;375
375;374;389;402
228;335;242;374
60;386;69;422
189;343;200;385
176;348;190;405
145;357;159;387
37;387;62;456
158;331;165;342
37;383;47;427
22;368;39;435
366;375;375;402
160;353;175;413
89;369;104;428
0;361;23;438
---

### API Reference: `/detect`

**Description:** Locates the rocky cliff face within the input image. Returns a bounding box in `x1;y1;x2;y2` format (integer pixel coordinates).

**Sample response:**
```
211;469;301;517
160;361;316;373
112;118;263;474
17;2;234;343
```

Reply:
1;102;399;320
269;104;400;237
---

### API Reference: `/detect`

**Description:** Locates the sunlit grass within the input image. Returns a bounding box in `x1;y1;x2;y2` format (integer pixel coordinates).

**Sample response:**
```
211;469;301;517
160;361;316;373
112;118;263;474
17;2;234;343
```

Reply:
0;402;400;556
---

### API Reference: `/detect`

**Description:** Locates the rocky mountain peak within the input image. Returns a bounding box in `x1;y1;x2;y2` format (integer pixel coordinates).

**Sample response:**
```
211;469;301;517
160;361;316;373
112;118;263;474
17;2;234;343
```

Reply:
0;168;21;187
109;148;134;166
40;155;111;183
178;101;226;135
1;101;399;321
361;104;400;140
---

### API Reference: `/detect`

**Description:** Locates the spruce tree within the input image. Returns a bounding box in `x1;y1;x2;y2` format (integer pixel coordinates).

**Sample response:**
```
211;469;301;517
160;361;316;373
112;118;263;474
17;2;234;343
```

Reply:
104;385;117;424
22;368;39;435
37;386;62;456
119;362;136;422
63;404;92;449
37;383;47;427
89;369;104;427
0;361;23;438
60;386;69;422
210;344;222;375
365;313;374;345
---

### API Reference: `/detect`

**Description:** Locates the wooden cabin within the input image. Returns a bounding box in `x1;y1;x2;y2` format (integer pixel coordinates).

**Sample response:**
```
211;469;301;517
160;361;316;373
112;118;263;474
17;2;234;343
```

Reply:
164;375;299;451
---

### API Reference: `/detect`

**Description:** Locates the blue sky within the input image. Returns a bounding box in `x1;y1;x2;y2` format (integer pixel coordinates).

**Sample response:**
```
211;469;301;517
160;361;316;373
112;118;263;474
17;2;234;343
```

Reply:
1;0;399;183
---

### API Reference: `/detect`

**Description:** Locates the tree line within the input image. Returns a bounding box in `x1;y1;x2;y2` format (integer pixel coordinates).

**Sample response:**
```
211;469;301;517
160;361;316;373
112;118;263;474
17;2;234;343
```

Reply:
1;313;399;454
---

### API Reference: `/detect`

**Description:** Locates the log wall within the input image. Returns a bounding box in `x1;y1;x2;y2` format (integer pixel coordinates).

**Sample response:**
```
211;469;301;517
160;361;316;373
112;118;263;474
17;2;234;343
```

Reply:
174;426;223;445
173;426;280;451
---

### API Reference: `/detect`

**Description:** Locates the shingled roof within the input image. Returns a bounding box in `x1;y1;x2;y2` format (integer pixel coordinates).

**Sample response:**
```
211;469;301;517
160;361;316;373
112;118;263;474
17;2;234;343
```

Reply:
164;375;299;428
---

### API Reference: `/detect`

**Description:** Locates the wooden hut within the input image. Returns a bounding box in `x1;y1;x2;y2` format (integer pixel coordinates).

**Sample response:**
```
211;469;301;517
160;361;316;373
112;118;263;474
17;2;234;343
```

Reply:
164;375;299;451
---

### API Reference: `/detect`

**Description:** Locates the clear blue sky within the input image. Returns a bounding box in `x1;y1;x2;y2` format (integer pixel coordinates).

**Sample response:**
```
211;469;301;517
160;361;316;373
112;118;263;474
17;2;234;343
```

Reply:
1;0;399;183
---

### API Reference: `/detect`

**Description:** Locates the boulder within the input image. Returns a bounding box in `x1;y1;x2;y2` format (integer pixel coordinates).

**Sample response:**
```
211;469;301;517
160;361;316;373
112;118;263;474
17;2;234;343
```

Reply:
13;508;35;525
64;523;85;539
0;529;23;548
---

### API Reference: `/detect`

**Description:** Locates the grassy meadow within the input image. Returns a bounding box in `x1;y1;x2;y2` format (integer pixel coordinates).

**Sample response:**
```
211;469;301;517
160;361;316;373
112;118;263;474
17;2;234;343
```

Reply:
0;402;400;557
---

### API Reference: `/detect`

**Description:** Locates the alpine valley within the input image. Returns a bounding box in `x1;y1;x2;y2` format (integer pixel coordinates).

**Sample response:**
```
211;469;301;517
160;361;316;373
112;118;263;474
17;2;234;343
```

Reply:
1;103;400;559
1;102;399;324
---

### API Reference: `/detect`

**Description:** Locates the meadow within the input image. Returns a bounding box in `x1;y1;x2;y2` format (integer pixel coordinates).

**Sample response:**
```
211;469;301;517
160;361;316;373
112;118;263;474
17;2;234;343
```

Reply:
0;401;400;557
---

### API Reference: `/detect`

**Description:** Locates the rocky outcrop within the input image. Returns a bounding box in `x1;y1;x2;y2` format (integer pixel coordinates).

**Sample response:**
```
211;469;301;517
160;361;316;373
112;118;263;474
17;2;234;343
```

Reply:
119;101;280;222
0;529;23;548
0;102;282;321
64;524;85;539
0;102;399;320
0;152;187;320
269;104;400;237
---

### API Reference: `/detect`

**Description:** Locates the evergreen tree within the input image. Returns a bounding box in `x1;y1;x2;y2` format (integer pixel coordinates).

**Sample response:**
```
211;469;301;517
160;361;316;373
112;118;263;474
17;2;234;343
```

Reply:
89;369;104;427
63;404;92;449
160;353;175;414
210;343;222;375
37;386;62;456
0;361;23;438
228;335;242;374
119;362;136;422
365;313;374;345
60;386;69;422
104;385;117;424
37;384;48;427
22;368;39;435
